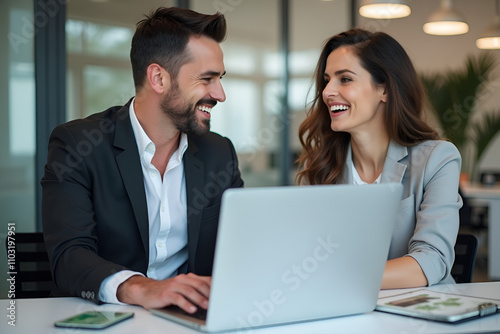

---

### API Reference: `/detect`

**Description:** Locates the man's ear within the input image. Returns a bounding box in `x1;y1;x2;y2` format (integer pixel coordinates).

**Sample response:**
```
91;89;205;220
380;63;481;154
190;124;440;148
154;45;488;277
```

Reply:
146;63;171;94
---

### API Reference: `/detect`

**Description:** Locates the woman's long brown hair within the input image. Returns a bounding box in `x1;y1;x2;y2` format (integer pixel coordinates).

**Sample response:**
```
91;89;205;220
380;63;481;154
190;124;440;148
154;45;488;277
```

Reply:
296;29;439;185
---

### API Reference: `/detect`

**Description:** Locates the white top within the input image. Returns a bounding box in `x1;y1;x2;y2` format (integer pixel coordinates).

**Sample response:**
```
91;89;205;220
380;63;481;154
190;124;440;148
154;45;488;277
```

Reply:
99;99;189;304
351;160;381;185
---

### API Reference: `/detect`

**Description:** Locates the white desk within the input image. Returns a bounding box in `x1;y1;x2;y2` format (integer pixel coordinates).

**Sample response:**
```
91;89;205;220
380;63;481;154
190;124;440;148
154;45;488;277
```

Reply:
460;182;500;280
2;282;500;334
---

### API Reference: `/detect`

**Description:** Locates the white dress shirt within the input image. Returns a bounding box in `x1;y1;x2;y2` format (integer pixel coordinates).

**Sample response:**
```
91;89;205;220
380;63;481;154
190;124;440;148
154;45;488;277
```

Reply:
99;99;189;304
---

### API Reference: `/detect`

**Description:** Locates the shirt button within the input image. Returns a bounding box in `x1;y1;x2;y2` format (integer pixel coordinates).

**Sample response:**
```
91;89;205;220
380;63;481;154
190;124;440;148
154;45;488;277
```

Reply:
161;205;165;212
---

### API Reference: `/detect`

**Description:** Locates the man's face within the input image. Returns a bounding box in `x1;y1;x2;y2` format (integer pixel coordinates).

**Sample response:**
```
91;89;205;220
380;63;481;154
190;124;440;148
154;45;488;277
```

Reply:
161;35;226;136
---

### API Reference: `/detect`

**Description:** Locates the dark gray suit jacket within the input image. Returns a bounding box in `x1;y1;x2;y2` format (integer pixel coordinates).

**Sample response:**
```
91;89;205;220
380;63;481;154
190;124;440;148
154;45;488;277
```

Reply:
41;100;243;303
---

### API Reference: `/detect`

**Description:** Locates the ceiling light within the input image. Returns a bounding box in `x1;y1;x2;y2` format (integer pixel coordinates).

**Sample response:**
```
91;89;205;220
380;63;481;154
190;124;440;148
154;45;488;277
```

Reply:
476;1;500;49
359;0;411;19
423;0;469;36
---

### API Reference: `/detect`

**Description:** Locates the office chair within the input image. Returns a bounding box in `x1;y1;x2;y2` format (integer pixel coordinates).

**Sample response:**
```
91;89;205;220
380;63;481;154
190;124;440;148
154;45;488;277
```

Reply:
458;187;488;232
451;234;478;283
5;232;53;298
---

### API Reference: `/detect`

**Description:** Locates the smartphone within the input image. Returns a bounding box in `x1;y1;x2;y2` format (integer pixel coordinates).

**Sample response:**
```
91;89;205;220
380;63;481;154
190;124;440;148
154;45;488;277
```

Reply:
54;311;134;329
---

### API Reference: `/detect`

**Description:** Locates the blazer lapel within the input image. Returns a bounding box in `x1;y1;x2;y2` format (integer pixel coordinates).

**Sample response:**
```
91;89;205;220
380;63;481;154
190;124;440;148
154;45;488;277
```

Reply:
113;103;150;256
184;137;205;272
381;141;408;184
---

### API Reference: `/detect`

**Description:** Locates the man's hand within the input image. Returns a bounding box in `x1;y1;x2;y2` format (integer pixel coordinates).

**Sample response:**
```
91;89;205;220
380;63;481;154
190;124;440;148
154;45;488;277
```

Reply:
116;273;211;312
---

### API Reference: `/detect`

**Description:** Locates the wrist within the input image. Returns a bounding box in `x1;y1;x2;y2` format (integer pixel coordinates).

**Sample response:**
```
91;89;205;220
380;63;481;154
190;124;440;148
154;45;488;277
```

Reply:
116;274;148;304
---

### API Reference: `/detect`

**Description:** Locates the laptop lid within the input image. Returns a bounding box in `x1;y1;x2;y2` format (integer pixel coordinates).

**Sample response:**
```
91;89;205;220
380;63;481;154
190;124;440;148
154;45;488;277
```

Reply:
152;183;403;332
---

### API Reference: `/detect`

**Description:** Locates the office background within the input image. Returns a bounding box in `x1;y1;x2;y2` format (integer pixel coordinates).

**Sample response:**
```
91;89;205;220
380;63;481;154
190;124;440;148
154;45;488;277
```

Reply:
1;0;499;296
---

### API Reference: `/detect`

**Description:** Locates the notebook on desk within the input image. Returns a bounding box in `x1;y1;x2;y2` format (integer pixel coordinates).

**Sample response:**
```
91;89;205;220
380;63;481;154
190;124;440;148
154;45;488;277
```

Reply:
151;183;403;332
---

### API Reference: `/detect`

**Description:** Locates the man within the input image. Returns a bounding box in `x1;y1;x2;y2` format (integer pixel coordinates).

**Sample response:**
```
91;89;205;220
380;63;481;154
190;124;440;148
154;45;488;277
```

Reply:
41;7;243;314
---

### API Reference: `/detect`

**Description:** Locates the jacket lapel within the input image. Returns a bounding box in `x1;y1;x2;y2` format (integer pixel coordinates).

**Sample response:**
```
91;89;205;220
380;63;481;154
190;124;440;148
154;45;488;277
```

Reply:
184;138;204;272
381;141;408;184
113;102;150;256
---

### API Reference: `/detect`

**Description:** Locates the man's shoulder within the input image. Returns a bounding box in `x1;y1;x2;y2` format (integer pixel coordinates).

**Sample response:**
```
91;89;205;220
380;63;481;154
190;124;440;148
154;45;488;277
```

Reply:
61;105;129;130
186;132;239;167
188;131;231;150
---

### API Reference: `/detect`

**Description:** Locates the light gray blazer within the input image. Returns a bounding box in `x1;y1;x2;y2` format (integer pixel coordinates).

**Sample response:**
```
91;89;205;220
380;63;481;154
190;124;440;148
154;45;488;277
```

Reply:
341;140;462;285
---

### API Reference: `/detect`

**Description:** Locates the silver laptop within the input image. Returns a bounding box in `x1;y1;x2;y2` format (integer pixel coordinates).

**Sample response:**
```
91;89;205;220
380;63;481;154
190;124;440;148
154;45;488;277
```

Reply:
151;183;403;332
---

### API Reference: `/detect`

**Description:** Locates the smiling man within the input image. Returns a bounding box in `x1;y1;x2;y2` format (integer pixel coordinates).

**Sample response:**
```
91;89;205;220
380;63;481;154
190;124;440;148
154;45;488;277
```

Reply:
41;7;243;313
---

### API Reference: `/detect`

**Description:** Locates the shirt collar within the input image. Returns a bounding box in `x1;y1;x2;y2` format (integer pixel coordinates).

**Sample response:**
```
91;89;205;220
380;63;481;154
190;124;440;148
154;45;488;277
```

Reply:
172;132;188;165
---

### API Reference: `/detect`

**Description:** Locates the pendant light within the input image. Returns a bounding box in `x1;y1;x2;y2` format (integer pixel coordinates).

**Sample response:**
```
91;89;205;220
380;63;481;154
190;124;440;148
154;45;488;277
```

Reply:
359;0;411;19
476;0;500;49
423;0;469;36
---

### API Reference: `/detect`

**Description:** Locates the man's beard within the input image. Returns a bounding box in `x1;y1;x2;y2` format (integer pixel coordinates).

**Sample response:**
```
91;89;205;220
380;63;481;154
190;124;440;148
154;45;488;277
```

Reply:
161;81;212;136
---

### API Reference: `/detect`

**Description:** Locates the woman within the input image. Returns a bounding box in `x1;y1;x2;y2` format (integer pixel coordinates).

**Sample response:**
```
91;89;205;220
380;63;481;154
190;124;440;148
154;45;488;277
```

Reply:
296;29;462;289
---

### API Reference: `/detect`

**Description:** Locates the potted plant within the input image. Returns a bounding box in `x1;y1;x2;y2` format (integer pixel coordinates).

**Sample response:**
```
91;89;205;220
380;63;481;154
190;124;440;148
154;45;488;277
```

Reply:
420;54;500;182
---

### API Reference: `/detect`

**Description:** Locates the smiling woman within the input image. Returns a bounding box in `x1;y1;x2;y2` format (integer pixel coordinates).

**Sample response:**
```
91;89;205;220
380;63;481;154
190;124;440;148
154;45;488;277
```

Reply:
296;28;462;290
322;46;387;141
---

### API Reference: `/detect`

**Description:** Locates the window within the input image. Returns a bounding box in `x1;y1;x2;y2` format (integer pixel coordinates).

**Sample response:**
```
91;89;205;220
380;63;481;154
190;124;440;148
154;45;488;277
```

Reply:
66;19;135;120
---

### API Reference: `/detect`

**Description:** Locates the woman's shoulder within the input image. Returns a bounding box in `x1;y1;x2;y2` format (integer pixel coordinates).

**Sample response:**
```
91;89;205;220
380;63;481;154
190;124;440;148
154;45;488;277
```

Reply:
407;140;462;178
410;140;460;157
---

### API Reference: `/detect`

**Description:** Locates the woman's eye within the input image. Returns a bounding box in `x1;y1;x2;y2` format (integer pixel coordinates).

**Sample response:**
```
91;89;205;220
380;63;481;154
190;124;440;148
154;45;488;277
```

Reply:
340;77;352;83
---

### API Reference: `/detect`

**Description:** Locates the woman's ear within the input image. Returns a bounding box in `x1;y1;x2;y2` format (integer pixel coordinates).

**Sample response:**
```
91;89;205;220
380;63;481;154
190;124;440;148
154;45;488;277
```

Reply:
380;84;388;103
146;63;171;94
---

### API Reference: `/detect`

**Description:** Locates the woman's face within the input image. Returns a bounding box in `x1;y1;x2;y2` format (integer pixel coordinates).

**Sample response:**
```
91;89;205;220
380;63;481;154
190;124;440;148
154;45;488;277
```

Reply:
322;46;387;135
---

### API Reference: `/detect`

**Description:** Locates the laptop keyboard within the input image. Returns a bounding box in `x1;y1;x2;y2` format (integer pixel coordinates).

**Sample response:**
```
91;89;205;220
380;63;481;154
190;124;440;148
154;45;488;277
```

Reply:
190;307;207;320
164;305;207;321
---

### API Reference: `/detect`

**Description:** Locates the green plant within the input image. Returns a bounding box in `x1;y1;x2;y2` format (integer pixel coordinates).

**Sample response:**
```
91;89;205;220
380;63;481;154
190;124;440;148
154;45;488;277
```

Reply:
420;54;500;180
470;111;500;181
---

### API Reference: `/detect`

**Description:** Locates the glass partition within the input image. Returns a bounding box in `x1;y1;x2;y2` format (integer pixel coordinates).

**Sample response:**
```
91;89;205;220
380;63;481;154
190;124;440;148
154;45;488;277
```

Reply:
289;0;350;181
192;0;282;186
0;0;36;299
66;1;175;121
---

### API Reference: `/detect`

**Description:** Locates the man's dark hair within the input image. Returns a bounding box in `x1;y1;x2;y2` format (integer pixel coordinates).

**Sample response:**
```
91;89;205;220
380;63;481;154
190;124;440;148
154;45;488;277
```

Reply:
130;7;226;89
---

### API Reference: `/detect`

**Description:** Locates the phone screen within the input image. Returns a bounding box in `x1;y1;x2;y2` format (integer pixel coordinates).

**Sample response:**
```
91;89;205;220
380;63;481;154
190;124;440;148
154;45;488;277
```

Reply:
54;311;134;329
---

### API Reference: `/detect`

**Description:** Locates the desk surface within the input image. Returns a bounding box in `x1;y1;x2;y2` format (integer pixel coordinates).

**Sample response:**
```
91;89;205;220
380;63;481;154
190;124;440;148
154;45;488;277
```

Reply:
2;282;500;334
460;182;500;199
